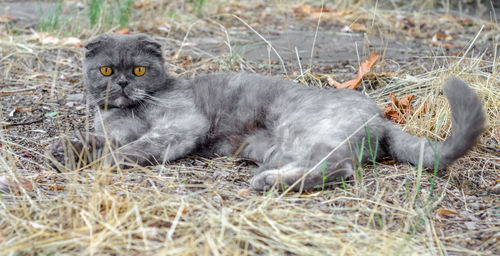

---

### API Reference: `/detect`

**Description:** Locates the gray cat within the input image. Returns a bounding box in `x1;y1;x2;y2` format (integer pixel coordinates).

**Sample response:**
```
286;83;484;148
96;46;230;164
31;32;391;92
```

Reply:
50;33;485;191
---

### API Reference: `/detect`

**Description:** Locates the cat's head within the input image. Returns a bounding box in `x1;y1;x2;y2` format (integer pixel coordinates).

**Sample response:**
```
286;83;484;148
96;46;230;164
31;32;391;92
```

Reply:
83;33;168;108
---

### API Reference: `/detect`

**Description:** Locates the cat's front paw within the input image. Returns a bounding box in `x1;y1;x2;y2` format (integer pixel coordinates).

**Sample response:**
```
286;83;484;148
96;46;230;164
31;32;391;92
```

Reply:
48;135;105;171
48;137;86;171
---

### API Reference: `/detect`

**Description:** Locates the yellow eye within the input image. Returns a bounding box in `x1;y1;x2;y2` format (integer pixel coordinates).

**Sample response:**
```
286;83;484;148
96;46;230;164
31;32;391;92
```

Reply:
100;66;113;76
133;66;146;76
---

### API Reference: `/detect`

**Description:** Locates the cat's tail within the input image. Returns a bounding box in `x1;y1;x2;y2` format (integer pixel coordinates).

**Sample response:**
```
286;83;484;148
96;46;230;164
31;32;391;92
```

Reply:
384;78;485;169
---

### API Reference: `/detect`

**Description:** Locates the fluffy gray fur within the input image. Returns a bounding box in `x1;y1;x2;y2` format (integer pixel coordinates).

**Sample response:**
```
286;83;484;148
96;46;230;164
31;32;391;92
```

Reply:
50;33;485;191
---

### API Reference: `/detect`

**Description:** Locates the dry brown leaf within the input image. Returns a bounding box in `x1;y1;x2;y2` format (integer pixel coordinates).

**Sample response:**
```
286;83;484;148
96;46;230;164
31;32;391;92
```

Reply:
430;33;460;48
41;36;60;45
182;205;193;215
429;41;460;48
350;23;367;32
458;18;474;26
62;37;82;47
383;93;425;124
16;107;33;112
440;42;460;48
115;28;130;34
293;5;311;17
300;191;322;198
435;32;453;41
238;188;251;196
311;7;333;13
26;33;81;47
49;184;65;191
134;0;150;8
332;52;380;89
436;208;460;217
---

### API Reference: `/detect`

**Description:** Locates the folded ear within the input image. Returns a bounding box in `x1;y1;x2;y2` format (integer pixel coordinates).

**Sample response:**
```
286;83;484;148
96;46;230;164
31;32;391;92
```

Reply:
136;34;163;58
84;34;110;58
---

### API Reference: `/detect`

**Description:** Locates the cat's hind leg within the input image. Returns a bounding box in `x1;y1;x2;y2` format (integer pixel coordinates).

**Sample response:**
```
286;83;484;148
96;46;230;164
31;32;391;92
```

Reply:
249;144;354;191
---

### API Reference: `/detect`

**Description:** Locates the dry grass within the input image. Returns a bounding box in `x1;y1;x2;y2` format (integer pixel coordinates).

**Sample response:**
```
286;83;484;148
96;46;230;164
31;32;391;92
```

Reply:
0;0;499;255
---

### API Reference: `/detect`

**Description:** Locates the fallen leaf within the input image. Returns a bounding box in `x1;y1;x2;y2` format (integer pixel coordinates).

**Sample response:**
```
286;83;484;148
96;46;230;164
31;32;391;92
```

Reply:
331;52;380;89
293;5;311;17
16;106;33;112
311;7;332;13
41;36;60;45
435;31;453;41
383;93;425;124
26;33;82;47
436;208;460;217
440;42;460;48
62;37;82;47
458;18;474;26
300;191;322;198
115;28;130;34
430;32;459;48
134;0;150;8
349;23;367;32
49;183;65;191
429;40;460;48
238;188;251;196
9;106;35;115
182;205;193;214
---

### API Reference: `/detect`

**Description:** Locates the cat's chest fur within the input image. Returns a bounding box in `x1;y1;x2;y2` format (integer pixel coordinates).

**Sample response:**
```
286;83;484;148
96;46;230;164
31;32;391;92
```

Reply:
95;108;151;144
95;84;210;148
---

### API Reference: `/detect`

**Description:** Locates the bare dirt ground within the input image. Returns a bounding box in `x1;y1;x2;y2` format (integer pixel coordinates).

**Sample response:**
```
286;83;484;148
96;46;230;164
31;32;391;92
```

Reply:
0;1;499;255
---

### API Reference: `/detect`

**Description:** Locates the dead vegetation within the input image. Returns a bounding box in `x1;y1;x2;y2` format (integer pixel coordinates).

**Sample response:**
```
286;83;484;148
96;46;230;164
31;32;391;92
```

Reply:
0;0;499;255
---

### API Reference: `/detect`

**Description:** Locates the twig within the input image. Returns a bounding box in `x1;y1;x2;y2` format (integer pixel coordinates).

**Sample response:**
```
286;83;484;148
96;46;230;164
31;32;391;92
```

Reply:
1;118;44;129
0;87;38;95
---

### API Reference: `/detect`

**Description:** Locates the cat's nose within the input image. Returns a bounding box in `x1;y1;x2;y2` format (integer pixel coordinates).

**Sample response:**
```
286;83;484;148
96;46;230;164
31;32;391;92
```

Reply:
118;80;128;88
